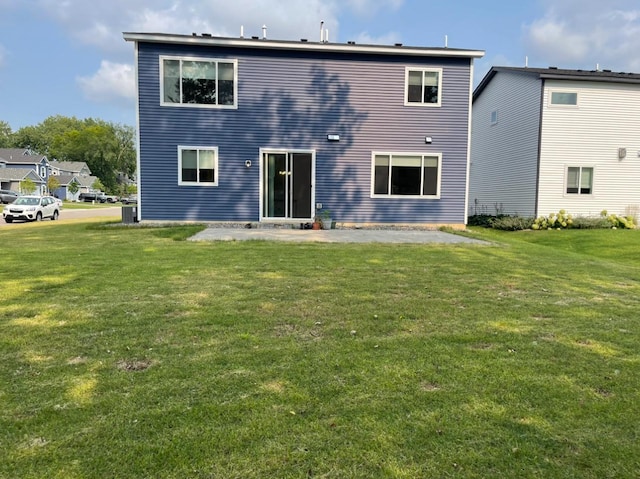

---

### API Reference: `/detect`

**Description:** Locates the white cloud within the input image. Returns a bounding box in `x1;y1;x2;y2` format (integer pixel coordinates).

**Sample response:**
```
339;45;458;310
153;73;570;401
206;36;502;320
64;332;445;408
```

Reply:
523;2;640;71
353;31;402;46
77;61;135;104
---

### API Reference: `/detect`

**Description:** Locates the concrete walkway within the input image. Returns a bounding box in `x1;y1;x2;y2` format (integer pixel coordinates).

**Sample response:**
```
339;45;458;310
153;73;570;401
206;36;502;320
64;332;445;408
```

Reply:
189;227;488;244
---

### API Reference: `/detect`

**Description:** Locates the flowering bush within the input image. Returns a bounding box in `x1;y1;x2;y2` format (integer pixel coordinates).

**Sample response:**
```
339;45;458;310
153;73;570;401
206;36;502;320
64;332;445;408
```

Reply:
532;210;635;230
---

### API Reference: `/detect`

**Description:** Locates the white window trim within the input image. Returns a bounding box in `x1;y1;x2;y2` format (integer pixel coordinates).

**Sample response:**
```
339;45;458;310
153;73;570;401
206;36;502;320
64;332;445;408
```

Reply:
160;55;238;109
404;67;443;107
549;90;579;108
370;151;442;199
564;165;594;196
178;146;219;186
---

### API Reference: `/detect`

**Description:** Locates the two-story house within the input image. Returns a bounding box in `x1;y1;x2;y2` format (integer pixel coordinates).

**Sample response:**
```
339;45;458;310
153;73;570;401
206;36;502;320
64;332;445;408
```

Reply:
0;148;49;194
469;67;640;219
124;31;483;227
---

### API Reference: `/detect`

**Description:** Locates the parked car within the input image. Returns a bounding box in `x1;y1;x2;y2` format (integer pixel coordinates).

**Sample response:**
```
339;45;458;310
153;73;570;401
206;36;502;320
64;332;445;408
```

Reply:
3;195;60;223
78;192;107;203
0;189;19;204
104;194;119;203
120;195;138;205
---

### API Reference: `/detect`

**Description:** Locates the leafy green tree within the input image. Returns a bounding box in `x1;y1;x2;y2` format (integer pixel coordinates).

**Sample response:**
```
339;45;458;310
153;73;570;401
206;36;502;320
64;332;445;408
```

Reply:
68;180;80;196
92;178;106;193
20;178;36;195
12;116;136;193
0;121;13;147
47;176;61;195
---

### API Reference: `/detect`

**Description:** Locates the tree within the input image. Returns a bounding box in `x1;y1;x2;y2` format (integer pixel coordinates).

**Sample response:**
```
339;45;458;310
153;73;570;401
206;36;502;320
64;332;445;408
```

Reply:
0;121;13;147
92;178;105;192
68;180;80;196
12;116;136;193
20;178;36;195
47;176;61;196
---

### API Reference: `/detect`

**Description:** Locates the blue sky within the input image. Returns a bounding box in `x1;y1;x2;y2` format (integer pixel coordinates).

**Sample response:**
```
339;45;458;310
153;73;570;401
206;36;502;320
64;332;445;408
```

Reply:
1;0;639;131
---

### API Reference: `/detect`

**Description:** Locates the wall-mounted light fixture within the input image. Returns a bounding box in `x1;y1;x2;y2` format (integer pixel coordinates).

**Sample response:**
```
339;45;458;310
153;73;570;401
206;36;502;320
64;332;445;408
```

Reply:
327;134;340;142
618;148;627;160
245;159;252;168
425;136;433;144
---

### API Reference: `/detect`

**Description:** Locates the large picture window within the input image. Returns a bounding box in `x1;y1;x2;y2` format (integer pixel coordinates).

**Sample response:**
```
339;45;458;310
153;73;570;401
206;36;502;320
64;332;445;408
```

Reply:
372;153;441;198
566;166;593;194
162;56;237;108
405;68;442;106
178;146;218;186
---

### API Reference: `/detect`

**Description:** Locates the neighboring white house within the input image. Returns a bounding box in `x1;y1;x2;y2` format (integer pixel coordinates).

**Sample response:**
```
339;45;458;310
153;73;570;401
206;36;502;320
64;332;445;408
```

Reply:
469;66;640;218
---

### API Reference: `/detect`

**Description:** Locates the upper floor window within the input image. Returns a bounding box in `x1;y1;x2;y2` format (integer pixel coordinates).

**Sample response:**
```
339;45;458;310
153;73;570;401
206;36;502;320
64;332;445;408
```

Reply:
372;152;441;198
161;56;237;108
566;166;593;194
405;68;442;107
178;146;218;186
550;91;578;106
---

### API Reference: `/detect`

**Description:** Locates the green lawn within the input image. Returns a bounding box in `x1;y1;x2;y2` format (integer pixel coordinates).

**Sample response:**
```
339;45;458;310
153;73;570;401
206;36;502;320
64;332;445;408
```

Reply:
1;223;639;478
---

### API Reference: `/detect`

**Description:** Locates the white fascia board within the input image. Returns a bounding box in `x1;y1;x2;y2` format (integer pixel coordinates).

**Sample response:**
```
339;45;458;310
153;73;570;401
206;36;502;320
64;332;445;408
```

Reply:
123;32;485;59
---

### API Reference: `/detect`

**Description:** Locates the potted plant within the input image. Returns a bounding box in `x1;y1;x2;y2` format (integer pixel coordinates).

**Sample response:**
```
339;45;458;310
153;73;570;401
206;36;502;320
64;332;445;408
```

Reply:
312;215;322;230
318;209;333;230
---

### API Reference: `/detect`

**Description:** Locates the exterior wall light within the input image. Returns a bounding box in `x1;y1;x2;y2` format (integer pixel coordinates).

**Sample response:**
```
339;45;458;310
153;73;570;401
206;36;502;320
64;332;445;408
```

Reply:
327;134;340;141
245;160;252;168
425;137;433;144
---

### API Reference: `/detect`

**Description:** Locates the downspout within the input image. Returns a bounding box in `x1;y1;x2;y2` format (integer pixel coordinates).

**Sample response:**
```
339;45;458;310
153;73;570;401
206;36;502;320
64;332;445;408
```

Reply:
133;40;142;222
533;78;545;218
464;58;475;225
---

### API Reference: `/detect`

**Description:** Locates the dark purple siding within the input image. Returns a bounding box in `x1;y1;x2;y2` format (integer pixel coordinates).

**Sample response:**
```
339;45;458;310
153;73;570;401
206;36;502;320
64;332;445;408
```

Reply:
136;42;473;223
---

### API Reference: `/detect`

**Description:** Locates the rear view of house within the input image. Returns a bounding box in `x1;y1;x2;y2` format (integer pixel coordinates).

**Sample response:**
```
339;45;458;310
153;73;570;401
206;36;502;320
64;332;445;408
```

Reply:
124;31;483;227
470;67;640;218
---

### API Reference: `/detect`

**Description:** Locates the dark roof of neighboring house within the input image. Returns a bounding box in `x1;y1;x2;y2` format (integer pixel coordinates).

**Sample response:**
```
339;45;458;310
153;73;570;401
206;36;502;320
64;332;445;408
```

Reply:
124;31;485;59
0;167;44;181
77;175;98;187
474;66;640;101
54;174;79;186
49;160;91;175
0;148;47;165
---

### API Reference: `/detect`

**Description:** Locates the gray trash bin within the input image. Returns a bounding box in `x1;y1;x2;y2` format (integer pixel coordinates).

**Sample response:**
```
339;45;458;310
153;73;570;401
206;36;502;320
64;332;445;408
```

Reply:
122;206;138;224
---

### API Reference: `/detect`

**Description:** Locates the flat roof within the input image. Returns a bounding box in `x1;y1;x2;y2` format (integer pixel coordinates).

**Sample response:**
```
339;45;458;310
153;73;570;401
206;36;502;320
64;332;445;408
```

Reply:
123;32;485;59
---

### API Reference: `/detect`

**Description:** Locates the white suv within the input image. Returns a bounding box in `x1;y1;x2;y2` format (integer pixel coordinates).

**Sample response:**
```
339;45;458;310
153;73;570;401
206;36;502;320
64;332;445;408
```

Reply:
3;196;60;223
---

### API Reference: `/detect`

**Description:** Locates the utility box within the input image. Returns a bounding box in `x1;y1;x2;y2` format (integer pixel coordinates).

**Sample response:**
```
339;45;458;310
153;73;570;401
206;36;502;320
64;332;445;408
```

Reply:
122;206;138;224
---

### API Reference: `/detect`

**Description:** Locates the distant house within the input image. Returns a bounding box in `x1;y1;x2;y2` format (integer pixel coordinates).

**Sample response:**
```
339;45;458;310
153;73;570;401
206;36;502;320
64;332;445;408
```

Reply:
0;148;49;194
469;67;640;218
51;174;82;201
124;31;484;226
49;160;92;178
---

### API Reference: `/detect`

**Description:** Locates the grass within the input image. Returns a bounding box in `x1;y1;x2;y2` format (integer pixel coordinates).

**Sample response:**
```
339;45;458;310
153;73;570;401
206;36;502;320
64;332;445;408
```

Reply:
61;202;121;210
1;222;639;478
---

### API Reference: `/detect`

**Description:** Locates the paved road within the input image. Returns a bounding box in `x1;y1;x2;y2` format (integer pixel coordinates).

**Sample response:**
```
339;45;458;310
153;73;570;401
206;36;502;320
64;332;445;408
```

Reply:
0;206;121;227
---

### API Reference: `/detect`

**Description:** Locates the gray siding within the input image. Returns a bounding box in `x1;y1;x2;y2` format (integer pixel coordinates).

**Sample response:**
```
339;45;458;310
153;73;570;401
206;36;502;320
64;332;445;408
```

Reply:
137;43;474;224
469;71;541;217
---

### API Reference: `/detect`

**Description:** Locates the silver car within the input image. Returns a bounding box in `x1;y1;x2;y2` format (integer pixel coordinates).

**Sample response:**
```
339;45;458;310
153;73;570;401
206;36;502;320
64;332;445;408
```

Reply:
3;196;60;223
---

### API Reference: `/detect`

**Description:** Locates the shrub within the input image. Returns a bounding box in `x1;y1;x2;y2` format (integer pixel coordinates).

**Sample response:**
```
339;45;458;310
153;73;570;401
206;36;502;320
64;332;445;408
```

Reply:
532;210;636;230
490;216;534;231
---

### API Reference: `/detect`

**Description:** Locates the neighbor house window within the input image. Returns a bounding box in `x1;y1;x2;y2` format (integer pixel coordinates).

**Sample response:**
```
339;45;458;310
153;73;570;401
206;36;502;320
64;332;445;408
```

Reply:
372;153;441;198
550;91;578;106
178;146;218;186
566;166;593;194
405;68;442;106
162;56;237;108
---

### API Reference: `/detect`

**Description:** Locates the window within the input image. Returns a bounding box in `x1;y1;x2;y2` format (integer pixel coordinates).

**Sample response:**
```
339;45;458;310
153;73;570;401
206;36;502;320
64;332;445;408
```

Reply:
550;91;578;106
372;153;441;198
566;167;593;194
178;147;218;186
405;68;442;106
490;110;498;125
161;56;237;108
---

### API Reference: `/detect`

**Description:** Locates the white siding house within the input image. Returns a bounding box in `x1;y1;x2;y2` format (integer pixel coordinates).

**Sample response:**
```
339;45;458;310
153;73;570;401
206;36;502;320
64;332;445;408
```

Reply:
469;67;640;219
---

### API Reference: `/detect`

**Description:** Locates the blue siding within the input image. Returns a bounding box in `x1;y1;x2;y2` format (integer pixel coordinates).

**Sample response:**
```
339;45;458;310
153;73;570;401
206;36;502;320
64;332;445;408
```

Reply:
136;42;473;224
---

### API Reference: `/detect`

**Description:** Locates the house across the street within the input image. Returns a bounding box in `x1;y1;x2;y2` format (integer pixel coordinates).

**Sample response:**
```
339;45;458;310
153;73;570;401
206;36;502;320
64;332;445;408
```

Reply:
469;66;640;219
124;30;483;227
